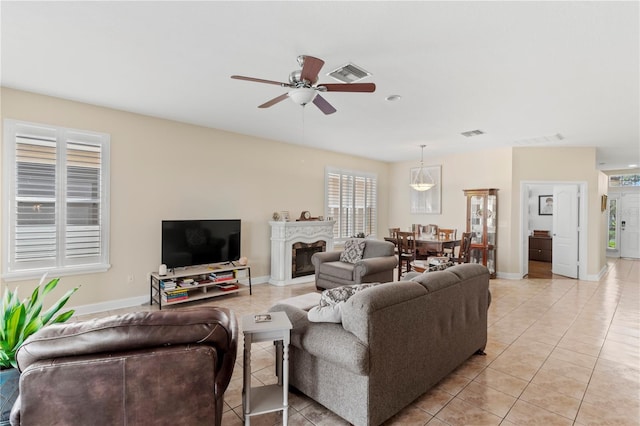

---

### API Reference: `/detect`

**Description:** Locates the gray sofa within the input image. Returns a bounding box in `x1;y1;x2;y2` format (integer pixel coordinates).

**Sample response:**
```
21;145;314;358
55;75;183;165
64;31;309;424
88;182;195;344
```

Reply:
270;263;490;426
311;238;397;290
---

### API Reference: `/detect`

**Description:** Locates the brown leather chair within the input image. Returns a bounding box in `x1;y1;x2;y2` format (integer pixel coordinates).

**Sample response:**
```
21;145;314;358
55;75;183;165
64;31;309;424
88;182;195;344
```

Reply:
11;307;238;426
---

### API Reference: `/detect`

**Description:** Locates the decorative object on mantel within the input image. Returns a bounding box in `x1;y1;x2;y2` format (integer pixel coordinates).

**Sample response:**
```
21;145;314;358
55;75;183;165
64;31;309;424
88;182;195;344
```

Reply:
296;210;322;221
272;211;281;221
410;145;435;191
280;211;290;221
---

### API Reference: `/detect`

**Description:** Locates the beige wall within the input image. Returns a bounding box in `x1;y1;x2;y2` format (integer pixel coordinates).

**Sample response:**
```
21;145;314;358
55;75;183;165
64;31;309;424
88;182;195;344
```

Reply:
1;88;609;311
511;147;606;277
389;148;513;273
1;88;390;309
390;146;607;278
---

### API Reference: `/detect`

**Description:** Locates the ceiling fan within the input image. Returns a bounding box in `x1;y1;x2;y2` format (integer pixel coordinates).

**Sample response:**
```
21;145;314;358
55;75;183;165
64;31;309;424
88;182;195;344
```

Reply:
231;55;375;115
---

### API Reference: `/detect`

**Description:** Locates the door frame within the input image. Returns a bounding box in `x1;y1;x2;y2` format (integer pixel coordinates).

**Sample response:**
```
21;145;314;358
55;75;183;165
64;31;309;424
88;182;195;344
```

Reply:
520;181;587;279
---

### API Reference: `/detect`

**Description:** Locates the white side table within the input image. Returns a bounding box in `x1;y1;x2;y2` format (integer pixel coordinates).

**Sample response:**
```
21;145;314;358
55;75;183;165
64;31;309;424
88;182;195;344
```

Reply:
242;311;292;426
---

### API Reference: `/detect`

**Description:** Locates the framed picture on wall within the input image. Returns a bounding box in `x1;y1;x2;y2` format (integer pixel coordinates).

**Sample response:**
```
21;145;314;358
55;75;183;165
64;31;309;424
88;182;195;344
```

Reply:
538;195;553;215
410;165;442;214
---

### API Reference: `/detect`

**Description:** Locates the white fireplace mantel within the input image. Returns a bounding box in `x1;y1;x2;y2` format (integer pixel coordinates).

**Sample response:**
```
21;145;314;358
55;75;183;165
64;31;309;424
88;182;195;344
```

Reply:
269;220;335;286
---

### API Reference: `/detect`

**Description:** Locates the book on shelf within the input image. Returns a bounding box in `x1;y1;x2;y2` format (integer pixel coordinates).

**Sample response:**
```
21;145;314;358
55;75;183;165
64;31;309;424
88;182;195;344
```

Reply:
164;289;188;297
160;280;177;289
162;295;188;303
216;283;239;291
209;271;235;280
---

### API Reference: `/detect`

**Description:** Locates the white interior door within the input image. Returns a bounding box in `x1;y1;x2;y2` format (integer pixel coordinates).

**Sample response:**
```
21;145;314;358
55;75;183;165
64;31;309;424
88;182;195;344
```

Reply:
552;185;579;278
620;193;640;258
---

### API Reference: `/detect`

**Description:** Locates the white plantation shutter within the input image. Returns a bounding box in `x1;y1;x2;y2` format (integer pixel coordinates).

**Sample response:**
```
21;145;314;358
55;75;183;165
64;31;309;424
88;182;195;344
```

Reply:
325;167;377;241
3;120;110;279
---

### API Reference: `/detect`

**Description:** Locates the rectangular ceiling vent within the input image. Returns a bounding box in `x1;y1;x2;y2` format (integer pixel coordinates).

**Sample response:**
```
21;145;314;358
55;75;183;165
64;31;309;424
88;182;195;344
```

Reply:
327;63;372;83
461;129;485;137
513;133;565;145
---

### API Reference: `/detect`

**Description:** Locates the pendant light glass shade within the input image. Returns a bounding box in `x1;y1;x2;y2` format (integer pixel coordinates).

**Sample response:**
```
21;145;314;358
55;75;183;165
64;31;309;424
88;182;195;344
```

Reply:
410;145;435;191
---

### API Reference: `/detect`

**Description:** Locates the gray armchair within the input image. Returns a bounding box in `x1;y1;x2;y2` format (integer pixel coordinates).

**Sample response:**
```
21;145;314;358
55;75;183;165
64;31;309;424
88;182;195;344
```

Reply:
312;238;397;290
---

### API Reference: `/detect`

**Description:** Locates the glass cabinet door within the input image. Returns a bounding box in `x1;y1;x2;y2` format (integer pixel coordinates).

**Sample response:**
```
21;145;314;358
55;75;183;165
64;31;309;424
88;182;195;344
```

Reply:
470;195;484;244
464;188;498;278
486;194;497;247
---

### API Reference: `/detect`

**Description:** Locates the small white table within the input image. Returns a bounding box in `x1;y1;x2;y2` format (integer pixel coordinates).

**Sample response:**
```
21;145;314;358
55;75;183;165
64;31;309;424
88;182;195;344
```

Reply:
242;311;292;425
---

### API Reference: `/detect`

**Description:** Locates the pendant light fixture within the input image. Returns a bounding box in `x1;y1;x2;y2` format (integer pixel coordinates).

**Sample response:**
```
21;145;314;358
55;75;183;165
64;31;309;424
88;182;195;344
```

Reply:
410;144;435;191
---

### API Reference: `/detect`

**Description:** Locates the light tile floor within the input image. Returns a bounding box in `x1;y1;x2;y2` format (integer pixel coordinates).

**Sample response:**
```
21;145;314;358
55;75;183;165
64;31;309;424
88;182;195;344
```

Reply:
81;258;639;425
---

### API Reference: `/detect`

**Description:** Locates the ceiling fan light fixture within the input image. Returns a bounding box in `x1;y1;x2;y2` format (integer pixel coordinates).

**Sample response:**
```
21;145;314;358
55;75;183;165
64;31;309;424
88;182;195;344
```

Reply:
288;87;317;105
410;144;435;191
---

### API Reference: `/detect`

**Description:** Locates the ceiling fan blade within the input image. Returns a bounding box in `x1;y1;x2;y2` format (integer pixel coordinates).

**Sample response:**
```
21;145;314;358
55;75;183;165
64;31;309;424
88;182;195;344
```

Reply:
300;56;325;84
258;93;289;108
231;75;290;87
320;83;376;93
312;94;337;115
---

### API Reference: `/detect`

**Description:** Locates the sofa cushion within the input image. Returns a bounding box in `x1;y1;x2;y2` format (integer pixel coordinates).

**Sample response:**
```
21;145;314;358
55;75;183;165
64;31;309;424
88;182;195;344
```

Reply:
340;239;366;263
319;261;355;281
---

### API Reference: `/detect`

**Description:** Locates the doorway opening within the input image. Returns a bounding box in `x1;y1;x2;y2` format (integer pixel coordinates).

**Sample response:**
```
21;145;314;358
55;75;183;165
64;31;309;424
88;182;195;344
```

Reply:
520;181;587;279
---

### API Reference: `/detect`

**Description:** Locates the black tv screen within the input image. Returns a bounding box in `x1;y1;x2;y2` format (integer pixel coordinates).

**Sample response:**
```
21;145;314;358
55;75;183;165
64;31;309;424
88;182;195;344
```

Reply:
161;220;241;269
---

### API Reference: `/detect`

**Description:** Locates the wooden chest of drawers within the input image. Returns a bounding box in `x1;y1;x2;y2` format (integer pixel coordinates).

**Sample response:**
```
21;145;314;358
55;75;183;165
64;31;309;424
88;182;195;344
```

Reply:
529;236;552;262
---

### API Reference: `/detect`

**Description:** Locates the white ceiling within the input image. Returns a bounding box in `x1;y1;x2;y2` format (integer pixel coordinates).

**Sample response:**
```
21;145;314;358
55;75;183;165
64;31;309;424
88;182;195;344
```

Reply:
2;1;638;170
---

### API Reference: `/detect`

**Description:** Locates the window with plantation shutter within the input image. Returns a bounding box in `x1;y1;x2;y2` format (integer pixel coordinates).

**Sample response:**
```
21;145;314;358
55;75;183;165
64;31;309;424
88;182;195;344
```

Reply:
3;120;110;280
325;167;377;241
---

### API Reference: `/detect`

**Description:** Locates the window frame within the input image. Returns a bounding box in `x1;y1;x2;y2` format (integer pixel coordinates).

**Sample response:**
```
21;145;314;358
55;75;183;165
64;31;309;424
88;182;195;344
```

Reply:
2;119;111;281
324;166;377;243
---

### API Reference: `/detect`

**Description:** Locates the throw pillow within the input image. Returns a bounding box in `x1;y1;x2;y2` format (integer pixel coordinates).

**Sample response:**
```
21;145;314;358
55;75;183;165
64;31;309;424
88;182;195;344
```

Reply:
428;261;456;272
308;304;343;323
339;239;366;264
319;283;377;307
307;283;377;323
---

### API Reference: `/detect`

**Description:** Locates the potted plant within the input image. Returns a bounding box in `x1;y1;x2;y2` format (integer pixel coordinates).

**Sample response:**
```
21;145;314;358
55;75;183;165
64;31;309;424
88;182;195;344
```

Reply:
0;275;78;425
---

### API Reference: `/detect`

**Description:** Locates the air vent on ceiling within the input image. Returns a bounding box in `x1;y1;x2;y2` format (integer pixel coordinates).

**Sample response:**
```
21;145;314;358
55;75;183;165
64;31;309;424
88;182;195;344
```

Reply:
513;133;564;145
327;63;372;83
461;129;485;137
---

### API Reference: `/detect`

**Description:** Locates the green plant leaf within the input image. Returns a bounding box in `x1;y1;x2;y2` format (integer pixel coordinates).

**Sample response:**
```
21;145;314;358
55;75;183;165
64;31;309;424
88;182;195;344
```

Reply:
41;287;78;325
51;310;75;324
0;275;78;369
4;305;25;351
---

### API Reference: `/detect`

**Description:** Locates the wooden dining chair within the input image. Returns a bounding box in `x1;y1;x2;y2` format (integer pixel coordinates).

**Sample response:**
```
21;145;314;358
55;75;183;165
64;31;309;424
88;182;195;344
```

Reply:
388;228;400;254
424;224;438;238
438;228;456;240
452;232;473;264
396;231;416;281
438;228;457;257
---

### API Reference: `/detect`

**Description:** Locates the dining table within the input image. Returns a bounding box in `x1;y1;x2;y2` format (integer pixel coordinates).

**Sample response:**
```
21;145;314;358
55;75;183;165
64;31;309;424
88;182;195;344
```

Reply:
384;235;460;257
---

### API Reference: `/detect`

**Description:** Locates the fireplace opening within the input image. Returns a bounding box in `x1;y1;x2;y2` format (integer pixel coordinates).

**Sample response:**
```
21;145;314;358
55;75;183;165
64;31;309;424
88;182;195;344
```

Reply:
292;241;326;278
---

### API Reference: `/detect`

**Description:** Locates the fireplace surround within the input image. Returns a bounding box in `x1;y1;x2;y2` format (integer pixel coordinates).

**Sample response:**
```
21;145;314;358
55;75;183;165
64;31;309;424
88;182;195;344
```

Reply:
269;220;335;286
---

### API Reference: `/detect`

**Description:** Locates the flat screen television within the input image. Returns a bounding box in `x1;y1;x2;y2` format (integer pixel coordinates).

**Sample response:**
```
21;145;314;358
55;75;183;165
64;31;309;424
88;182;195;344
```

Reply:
161;219;241;269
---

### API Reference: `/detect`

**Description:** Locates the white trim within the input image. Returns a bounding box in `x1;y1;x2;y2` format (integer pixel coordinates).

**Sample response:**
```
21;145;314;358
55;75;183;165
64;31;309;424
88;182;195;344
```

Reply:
2;119;110;278
519;181;588;280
